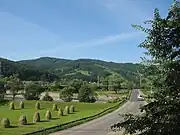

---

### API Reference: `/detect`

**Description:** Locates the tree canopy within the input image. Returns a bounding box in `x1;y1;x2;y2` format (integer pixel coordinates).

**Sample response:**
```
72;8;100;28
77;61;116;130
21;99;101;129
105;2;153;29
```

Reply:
113;1;180;135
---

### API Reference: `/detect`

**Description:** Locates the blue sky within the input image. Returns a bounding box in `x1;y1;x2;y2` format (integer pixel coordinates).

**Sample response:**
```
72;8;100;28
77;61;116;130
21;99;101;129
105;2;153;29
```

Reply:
0;0;173;62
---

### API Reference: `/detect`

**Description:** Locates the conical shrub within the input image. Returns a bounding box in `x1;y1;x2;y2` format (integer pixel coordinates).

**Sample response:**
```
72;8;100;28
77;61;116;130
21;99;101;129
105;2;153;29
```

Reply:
1;118;10;128
58;108;63;116
9;101;15;110
52;104;58;111
45;110;52;120
19;115;27;125
70;105;75;113
35;102;40;110
64;106;69;115
33;112;40;122
19;101;24;109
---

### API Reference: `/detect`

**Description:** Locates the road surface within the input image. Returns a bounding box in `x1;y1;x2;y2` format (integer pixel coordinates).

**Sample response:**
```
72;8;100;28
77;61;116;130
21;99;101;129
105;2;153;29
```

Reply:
50;89;144;135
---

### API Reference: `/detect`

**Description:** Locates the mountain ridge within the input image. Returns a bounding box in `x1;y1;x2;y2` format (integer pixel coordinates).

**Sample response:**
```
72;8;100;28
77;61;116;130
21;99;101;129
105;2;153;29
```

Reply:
18;57;141;84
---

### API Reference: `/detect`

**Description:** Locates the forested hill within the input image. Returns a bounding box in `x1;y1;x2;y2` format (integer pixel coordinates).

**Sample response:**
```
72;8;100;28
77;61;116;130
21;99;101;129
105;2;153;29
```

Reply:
0;57;58;81
18;57;141;84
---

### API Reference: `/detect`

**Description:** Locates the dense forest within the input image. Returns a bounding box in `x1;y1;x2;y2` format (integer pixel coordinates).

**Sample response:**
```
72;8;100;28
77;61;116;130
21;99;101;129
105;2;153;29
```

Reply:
0;57;141;85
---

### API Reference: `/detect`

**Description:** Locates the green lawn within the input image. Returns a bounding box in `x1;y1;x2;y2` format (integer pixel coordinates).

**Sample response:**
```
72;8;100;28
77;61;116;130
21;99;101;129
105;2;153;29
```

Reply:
0;101;116;135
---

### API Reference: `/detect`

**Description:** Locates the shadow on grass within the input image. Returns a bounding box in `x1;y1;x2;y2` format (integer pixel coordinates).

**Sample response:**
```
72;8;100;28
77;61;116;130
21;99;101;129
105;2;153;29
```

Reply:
10;125;19;128
51;117;60;120
40;120;49;123
74;110;79;112
27;123;36;125
69;112;75;114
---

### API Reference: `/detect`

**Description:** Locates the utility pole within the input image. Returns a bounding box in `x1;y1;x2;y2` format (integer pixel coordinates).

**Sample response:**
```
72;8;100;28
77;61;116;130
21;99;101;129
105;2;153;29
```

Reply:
97;75;100;87
137;70;142;88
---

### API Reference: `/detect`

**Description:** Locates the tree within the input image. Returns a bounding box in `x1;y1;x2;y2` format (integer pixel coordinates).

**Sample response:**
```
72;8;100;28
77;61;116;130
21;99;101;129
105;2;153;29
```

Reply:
78;85;96;102
69;79;83;93
110;80;121;93
7;74;21;100
0;78;6;101
24;82;45;100
59;86;74;102
113;1;180;134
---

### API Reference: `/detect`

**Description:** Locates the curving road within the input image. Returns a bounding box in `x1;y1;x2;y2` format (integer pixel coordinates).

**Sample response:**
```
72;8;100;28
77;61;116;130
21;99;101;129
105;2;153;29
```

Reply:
50;89;145;135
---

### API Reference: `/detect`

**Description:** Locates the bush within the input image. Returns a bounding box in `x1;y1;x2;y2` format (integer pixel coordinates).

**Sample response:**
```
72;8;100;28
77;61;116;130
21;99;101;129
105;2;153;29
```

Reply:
64;106;69;115
42;92;53;101
78;85;96;103
52;104;58;111
19;101;24;109
58;108;63;116
35;102;40;110
108;97;121;103
45;110;52;120
33;112;40;122
9;101;15;110
1;118;10;128
24;83;44;100
19;115;27;125
59;86;74;102
70;105;75;113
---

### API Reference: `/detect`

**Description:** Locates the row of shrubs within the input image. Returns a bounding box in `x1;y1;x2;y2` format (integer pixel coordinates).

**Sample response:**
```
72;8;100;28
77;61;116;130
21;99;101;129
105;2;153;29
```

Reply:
2;102;75;128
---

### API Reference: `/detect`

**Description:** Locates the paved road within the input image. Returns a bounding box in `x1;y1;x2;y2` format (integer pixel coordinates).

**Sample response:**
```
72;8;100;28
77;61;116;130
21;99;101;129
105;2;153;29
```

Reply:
50;89;144;135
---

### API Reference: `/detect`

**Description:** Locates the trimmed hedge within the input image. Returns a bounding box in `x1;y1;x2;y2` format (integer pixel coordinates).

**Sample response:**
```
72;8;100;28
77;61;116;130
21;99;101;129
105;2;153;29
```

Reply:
9;101;15;110
52;104;58;111
1;118;10;128
33;112;40;123
35;102;40;110
58;108;63;116
45;110;52;120
19;115;27;125
19;101;24;109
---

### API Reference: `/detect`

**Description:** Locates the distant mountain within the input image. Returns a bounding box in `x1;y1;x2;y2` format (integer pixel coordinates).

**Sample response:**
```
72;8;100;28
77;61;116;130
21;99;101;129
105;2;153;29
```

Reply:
19;57;141;84
0;57;58;81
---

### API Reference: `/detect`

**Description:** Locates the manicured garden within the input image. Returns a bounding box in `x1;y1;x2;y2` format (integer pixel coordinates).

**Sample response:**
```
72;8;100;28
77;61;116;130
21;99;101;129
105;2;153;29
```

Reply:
0;100;116;135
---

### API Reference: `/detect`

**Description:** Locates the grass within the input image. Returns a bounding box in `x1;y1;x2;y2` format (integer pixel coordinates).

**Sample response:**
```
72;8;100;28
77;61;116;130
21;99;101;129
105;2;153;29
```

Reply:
0;100;116;135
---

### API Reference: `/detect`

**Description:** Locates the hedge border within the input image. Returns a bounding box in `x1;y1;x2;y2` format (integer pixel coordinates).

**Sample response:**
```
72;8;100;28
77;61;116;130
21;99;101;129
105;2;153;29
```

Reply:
23;90;131;135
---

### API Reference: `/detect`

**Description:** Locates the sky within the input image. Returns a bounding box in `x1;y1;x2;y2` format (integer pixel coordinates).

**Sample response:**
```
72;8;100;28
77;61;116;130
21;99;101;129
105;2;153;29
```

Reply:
0;0;173;63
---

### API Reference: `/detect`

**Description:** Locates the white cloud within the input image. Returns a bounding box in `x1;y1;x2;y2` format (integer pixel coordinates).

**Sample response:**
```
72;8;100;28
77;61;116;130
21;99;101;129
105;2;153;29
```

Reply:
40;31;144;55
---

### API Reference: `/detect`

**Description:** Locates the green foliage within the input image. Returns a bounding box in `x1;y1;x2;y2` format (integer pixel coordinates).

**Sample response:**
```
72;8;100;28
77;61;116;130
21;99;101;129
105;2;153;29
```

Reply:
9;101;15;110
78;85;96;103
35;102;40;110
1;118;10;128
58;108;63;116
7;74;21;100
24;82;45;100
0;78;6;102
69;80;83;93
70;105;75;113
45;110;52;120
113;1;180;134
18;57;141;84
52;104;58;111
33;112;40;122
19;115;27;125
19;101;24;109
42;91;53;101
0;57;58;82
59;86;74;102
64;106;70;115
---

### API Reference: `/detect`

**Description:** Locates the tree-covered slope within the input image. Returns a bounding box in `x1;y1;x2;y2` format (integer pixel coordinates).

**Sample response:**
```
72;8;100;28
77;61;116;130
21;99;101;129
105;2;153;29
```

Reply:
0;57;58;81
19;57;141;83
